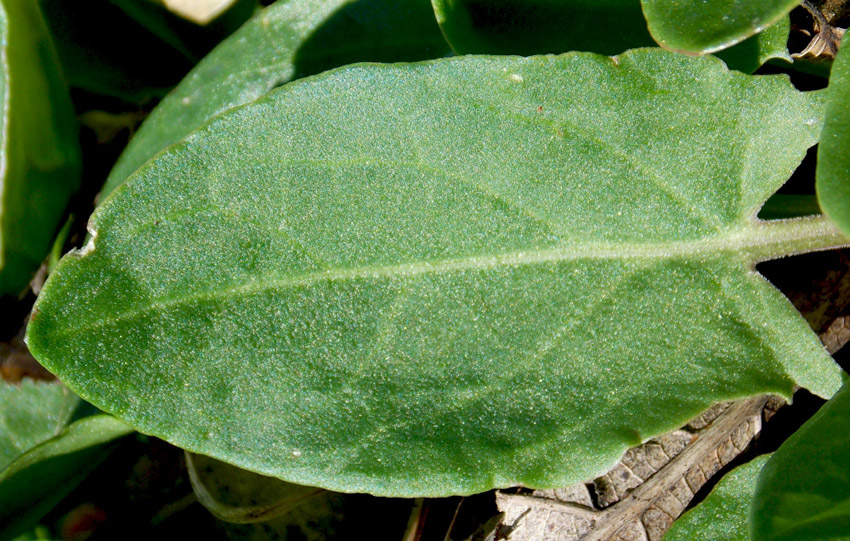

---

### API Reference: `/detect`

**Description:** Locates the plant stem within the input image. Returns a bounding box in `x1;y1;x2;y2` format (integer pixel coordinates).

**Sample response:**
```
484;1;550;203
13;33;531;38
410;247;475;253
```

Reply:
746;214;850;263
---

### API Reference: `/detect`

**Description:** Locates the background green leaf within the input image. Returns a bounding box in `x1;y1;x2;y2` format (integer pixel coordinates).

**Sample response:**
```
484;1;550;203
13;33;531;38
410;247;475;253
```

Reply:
664;454;770;541
10;526;54;541
641;0;800;54
431;0;655;55
750;382;850;539
716;15;791;73
0;415;134;540
429;0;792;72
0;378;129;538
758;194;822;220
816;44;850;238
0;379;78;470
27;49;843;497
100;0;451;200
0;0;81;297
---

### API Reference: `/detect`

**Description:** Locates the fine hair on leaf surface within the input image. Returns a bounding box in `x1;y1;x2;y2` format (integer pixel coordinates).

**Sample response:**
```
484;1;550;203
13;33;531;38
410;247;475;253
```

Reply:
26;48;846;497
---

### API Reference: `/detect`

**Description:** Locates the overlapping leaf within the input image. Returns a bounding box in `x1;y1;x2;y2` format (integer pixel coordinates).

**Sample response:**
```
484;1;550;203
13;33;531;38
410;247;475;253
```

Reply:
817;45;850;237
750;382;850;539
0;415;133;540
0;379;78;470
27;49;845;497
664;454;770;541
716;16;791;74
641;0;801;54
0;0;81;296
100;0;451;199
0;379;130;537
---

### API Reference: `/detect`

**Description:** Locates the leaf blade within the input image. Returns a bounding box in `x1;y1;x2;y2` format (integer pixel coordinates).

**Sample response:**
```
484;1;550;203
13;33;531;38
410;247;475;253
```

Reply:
716;15;792;73
664;454;770;541
750;382;850;539
28;50;841;497
0;415;133;540
0;0;82;296
817;45;850;237
0;379;79;471
641;0;800;54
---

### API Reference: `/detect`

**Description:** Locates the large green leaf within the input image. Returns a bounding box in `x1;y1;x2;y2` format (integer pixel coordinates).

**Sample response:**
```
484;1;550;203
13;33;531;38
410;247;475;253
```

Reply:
816;45;850;238
0;0;81;297
641;0;800;54
0;415;133;540
0;379;78;471
27;49;845;497
100;0;451;200
431;0;655;55
664;454;770;541
750;382;850;539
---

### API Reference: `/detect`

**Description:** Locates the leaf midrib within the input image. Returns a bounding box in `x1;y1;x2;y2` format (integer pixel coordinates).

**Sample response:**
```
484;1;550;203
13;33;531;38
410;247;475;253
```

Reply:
59;220;817;339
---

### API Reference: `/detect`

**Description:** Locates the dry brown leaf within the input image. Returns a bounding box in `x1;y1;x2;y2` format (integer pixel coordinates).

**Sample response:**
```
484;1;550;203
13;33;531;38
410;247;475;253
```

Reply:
793;24;845;59
819;0;850;22
820;315;850;353
795;0;846;60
